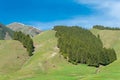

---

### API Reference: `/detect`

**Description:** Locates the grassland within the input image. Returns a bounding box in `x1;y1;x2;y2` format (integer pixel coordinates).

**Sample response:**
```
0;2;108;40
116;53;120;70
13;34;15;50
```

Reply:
1;30;94;80
0;29;120;80
0;40;29;73
15;30;95;80
0;40;29;79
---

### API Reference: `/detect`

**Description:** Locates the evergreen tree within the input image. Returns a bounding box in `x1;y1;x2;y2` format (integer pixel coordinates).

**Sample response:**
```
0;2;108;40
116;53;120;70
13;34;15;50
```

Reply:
54;26;117;67
13;31;34;56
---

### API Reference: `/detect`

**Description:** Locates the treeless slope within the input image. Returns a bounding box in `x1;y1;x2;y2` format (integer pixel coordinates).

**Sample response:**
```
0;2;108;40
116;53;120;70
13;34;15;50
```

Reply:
0;40;29;74
91;28;120;58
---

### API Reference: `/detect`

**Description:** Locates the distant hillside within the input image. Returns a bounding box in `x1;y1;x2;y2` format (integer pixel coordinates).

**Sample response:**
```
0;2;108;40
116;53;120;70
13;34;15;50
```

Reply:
7;22;42;37
0;23;14;40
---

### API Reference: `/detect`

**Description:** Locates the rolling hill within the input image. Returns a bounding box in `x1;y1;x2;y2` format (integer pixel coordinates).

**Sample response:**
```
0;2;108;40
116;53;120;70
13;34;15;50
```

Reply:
0;29;120;80
7;22;42;37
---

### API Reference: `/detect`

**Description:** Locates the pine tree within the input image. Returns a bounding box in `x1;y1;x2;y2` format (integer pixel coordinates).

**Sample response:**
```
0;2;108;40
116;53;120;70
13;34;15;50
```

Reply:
54;26;117;67
13;31;34;56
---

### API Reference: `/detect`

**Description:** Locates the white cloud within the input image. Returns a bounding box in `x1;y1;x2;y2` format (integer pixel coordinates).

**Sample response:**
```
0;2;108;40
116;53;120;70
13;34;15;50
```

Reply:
28;0;120;30
76;0;120;18
28;15;120;30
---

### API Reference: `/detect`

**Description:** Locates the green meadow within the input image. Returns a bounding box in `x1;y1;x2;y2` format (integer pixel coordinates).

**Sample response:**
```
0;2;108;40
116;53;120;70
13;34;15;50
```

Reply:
0;29;120;80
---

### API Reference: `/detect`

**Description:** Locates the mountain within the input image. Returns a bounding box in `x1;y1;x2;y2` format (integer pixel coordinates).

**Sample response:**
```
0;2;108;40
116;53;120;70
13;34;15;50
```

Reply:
7;22;42;37
0;23;14;40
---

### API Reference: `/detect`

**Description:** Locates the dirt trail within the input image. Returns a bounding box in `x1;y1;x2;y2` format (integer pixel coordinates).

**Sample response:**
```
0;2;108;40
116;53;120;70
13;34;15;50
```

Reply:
49;52;57;58
95;65;102;74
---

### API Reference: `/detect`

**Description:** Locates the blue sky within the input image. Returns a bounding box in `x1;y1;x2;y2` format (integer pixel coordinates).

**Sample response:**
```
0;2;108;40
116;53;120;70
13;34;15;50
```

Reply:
0;0;120;30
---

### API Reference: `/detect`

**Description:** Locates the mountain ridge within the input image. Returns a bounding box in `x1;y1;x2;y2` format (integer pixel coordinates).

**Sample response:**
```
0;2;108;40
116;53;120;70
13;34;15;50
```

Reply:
0;23;14;40
7;22;42;37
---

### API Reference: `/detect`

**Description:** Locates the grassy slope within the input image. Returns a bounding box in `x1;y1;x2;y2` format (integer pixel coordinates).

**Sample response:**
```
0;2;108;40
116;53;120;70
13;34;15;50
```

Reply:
0;40;29;79
8;30;95;80
81;29;120;80
1;29;120;80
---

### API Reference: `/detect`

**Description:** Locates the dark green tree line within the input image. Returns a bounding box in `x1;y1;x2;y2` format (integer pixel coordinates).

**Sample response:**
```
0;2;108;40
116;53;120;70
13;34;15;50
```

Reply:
54;26;117;67
93;25;120;30
14;31;34;56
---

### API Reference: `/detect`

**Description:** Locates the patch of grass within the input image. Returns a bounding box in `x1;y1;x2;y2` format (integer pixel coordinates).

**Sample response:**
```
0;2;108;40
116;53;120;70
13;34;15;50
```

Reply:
0;40;29;74
21;64;96;80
